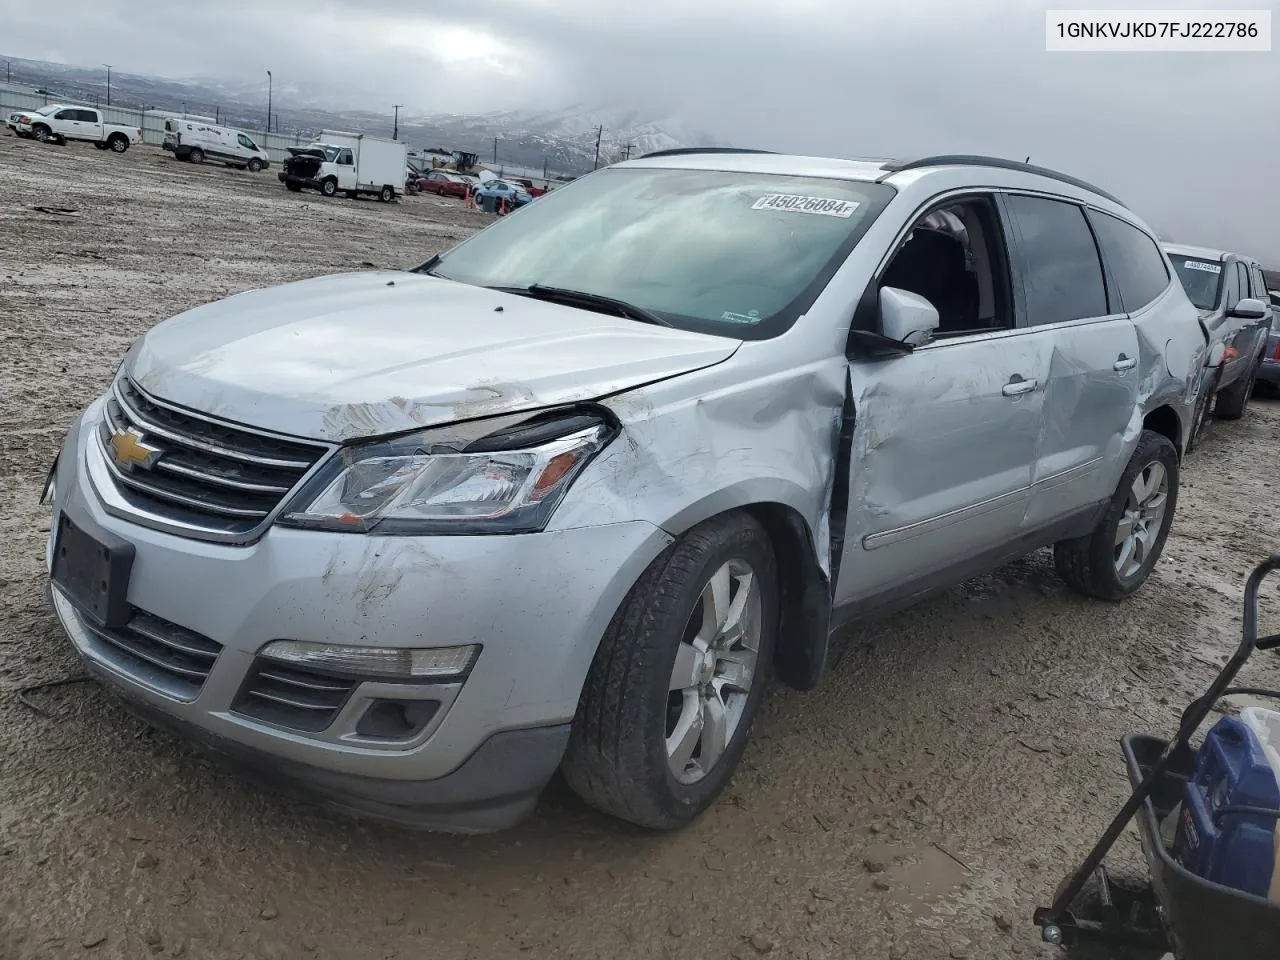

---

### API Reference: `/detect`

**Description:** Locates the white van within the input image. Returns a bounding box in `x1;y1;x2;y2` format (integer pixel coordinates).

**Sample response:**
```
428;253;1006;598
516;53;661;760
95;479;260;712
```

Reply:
163;119;271;172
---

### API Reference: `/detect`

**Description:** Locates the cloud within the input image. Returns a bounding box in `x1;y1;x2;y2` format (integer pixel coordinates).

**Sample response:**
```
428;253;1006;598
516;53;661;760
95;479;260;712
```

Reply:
2;0;1277;257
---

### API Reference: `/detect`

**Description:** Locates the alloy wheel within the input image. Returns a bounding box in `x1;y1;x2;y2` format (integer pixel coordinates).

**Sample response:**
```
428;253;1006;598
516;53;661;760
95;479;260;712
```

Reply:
665;559;761;784
1114;461;1169;579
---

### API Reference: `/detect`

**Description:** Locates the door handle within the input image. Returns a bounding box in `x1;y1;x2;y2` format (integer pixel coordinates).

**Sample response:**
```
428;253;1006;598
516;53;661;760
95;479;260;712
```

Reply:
1002;377;1037;397
1113;355;1138;372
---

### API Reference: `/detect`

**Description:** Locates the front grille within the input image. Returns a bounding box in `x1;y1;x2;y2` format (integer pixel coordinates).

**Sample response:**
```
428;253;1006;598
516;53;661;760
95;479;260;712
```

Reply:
96;379;328;539
80;606;222;700
232;659;357;732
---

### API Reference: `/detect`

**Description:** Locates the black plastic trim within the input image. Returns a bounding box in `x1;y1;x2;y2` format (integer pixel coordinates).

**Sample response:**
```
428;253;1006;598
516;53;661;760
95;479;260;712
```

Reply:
637;147;776;160
878;155;1125;207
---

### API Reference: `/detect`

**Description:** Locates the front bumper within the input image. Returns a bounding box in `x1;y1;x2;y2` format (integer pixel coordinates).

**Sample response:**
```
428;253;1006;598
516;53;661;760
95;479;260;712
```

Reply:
47;401;672;830
278;172;322;190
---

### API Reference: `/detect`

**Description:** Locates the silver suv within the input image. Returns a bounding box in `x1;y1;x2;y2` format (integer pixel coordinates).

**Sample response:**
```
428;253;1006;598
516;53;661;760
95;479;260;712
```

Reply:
1163;243;1274;439
43;151;1207;832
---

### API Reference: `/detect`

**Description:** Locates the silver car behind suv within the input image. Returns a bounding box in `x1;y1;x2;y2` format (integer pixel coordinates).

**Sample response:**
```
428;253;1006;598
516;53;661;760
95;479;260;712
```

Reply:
44;150;1207;832
1163;243;1273;440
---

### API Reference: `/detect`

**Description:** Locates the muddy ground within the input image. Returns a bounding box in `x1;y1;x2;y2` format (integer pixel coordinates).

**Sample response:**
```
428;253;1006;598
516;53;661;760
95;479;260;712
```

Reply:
2;133;1278;960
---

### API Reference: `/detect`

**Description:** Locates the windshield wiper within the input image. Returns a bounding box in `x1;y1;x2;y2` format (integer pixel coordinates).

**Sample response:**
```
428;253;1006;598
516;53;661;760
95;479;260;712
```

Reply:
510;284;674;327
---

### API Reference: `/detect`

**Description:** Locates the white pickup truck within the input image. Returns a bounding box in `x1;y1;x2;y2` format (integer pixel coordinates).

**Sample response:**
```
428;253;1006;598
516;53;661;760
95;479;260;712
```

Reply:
16;104;143;153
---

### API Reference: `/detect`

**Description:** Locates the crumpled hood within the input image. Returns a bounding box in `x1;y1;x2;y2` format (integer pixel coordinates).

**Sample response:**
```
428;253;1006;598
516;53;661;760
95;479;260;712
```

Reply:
127;271;741;443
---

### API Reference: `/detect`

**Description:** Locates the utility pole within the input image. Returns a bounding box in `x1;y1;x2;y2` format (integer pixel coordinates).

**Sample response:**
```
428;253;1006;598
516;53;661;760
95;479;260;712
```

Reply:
542;158;548;179
492;136;498;165
392;103;403;140
215;105;220;123
3;60;10;84
622;143;634;161
593;124;603;170
266;69;272;135
104;64;112;107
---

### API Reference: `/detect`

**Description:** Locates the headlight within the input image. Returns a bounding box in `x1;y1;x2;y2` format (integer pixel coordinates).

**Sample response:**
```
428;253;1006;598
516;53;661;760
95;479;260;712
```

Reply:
279;411;616;535
260;640;479;680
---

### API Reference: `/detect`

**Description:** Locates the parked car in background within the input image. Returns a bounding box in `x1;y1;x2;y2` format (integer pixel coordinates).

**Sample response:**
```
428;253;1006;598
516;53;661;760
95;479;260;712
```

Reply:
164;118;271;172
510;177;549;197
43;151;1205;834
279;133;407;201
416;170;471;198
473;178;533;210
16;105;142;153
1255;291;1280;393
1164;243;1273;438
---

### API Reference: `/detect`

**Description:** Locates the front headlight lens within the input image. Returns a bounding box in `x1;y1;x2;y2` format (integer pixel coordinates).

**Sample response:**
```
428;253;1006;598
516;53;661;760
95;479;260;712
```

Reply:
281;417;613;535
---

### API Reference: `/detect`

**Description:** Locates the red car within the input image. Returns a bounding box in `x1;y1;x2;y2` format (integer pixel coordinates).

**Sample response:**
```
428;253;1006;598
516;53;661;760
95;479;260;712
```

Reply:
510;177;549;198
415;170;472;198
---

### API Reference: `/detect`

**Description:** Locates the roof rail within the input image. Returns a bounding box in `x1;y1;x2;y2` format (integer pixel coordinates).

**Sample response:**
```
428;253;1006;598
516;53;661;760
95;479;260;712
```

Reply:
878;155;1124;207
637;147;776;160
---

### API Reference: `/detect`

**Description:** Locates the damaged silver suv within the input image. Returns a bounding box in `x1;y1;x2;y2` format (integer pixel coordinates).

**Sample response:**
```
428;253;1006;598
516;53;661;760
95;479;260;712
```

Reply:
44;150;1207;832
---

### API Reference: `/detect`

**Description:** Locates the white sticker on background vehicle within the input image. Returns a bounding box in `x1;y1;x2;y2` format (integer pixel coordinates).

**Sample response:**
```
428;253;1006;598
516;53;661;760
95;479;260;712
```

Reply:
1183;260;1222;274
751;194;860;218
720;310;762;324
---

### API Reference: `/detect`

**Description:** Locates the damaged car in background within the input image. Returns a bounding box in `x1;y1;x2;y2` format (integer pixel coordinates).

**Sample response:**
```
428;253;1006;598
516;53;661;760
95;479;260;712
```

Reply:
42;149;1208;833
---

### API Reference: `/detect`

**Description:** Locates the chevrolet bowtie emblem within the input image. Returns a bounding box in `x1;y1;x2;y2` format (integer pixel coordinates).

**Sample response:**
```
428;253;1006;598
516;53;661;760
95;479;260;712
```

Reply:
109;427;162;471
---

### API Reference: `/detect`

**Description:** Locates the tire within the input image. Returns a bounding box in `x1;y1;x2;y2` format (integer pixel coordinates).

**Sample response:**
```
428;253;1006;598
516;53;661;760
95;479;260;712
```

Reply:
1063;869;1166;960
380;185;394;202
187;147;204;163
1055;429;1179;601
320;178;337;197
1185;369;1218;454
247;158;263;173
93;141;108;151
562;512;779;829
33;125;53;143
1215;352;1262;420
108;134;128;153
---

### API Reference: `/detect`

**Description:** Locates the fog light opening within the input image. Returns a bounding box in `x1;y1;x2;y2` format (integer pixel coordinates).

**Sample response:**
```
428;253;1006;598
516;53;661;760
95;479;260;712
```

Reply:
355;698;440;741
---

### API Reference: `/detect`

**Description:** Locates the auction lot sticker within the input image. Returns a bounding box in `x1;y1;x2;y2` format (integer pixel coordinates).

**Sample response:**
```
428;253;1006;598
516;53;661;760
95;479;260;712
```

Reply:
1183;260;1222;274
752;194;860;218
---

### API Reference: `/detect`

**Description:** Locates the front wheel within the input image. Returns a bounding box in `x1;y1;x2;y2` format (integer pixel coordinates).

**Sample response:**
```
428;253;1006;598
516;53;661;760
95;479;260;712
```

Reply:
247;158;263;173
320;178;337;197
562;512;778;829
1055;429;1179;600
1215;352;1262;420
33;125;53;143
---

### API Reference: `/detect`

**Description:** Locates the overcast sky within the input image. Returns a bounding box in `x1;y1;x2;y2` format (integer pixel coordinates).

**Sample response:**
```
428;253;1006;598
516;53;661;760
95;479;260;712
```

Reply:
5;0;1279;260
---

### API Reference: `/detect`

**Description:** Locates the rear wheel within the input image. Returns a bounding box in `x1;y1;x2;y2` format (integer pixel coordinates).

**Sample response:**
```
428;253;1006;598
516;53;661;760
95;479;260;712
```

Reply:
320;178;337;197
1215;352;1262;419
188;147;204;163
379;185;394;202
107;134;128;153
562;512;778;829
247;158;263;173
1055;430;1179;600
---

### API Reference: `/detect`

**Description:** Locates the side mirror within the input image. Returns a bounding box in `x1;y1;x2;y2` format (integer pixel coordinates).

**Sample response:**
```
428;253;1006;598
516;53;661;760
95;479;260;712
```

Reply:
880;286;940;346
1229;297;1267;321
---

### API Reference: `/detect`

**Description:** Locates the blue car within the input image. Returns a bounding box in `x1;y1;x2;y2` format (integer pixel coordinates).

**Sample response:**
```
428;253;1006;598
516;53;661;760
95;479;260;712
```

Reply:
474;179;533;211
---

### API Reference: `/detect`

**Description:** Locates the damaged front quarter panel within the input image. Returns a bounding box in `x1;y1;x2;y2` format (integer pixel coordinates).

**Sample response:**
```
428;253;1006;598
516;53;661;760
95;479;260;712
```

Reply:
549;348;851;690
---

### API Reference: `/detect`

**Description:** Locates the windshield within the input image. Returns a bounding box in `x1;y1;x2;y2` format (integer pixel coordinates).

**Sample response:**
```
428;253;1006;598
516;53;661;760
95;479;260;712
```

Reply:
311;145;341;162
35;105;59;117
1169;255;1224;311
428;167;895;339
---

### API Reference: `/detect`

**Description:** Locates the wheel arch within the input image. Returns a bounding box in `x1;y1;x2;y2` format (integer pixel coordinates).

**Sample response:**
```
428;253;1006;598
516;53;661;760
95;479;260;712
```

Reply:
1142;403;1184;460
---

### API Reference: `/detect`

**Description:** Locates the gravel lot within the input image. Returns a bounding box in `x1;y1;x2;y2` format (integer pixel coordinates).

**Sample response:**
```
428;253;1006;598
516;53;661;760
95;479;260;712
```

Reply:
2;134;1279;960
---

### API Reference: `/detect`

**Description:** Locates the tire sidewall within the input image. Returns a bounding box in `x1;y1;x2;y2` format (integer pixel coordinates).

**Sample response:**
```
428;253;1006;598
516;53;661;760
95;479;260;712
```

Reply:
1092;432;1179;597
640;521;779;822
248;159;262;173
189;147;203;162
381;186;394;202
321;179;337;197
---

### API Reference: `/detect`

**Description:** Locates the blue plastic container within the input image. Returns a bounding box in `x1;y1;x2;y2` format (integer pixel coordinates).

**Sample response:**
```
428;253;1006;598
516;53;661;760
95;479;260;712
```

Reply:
1174;712;1280;900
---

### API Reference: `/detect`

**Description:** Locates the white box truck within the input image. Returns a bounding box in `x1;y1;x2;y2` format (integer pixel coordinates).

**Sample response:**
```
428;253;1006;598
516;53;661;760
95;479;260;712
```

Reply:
278;131;408;201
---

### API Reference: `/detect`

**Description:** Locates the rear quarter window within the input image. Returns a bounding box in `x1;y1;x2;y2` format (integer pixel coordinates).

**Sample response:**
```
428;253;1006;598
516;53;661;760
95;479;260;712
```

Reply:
1088;212;1170;313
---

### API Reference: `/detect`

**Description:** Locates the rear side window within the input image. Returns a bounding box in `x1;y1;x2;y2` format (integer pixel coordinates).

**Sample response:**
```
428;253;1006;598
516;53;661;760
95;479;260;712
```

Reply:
1003;194;1108;326
1089;212;1170;313
77;109;98;122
